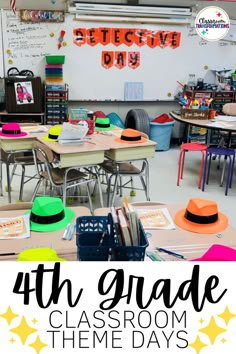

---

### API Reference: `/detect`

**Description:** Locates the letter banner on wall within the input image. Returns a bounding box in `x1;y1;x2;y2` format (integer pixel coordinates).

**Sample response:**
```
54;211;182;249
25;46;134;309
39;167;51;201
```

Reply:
0;262;235;354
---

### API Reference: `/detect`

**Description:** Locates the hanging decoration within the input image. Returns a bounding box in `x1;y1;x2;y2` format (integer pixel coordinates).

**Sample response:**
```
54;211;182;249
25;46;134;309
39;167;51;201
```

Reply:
58;30;66;49
10;0;16;15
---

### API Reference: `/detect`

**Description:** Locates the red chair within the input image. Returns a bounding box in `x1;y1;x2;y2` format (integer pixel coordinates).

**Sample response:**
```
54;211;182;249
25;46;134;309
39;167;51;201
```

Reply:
177;142;208;189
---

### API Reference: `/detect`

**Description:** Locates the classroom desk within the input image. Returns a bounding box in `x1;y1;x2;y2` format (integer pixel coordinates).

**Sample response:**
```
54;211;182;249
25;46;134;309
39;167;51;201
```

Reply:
94;131;156;161
94;203;236;261
170;111;236;144
0;205;92;261
37;134;110;168
0;126;50;202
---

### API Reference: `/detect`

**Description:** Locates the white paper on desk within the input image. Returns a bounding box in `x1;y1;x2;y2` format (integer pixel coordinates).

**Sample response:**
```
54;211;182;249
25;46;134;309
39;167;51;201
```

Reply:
216;115;236;122
0;214;30;239
22;126;48;133
206;121;234;128
58;122;88;141
58;139;85;145
135;208;176;230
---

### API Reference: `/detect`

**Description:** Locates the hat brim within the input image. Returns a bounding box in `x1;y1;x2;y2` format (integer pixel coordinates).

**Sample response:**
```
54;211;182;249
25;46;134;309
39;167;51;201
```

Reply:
114;136;147;144
42;135;58;142
95;124;115;131
25;207;75;232
0;131;28;137
174;208;228;234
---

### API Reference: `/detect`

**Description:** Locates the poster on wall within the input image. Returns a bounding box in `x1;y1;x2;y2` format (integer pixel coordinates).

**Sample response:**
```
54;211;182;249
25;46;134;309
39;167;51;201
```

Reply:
14;81;34;105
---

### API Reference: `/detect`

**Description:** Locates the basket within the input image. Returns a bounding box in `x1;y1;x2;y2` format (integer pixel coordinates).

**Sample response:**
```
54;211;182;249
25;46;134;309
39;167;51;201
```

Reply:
109;214;149;261
76;214;149;261
46;55;65;65
181;108;209;120
70;108;88;121
76;216;111;261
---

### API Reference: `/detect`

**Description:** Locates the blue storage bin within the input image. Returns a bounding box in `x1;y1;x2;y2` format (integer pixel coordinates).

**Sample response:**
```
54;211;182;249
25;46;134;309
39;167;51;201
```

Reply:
149;119;175;151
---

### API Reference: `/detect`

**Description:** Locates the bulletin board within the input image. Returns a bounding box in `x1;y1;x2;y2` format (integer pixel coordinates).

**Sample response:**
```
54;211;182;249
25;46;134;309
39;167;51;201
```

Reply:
1;9;236;101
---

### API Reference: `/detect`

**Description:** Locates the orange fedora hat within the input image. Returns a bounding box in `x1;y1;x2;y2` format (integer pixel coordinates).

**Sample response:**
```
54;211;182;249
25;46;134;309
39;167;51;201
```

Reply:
115;128;147;144
174;198;228;234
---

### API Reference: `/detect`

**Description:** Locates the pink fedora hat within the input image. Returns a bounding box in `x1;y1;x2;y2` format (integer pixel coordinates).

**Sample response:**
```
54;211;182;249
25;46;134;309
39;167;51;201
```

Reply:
0;122;28;137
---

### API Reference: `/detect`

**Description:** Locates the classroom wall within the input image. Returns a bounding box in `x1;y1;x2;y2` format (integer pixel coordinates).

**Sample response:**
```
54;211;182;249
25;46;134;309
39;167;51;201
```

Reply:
0;0;235;126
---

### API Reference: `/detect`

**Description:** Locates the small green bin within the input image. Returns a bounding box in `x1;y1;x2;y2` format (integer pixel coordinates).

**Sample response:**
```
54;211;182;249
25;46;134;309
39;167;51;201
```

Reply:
46;55;65;64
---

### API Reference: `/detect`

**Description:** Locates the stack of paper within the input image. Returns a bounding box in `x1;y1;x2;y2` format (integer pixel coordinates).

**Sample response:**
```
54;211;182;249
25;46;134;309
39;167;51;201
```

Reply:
135;208;176;230
58;122;88;145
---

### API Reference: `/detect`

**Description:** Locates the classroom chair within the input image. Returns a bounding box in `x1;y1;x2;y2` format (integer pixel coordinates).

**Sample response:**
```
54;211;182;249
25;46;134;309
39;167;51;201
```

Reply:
202;147;235;196
99;158;150;207
31;141;95;210
0;148;40;202
177;142;208;189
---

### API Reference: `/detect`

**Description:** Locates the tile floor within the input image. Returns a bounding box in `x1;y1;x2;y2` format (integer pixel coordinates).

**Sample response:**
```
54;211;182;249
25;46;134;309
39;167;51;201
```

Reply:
1;143;236;228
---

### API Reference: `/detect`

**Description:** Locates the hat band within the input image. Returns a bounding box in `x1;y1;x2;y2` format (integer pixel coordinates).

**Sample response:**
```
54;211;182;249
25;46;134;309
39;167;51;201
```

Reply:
95;122;110;128
48;133;59;140
30;210;65;224
121;135;141;142
184;210;218;225
2;129;21;135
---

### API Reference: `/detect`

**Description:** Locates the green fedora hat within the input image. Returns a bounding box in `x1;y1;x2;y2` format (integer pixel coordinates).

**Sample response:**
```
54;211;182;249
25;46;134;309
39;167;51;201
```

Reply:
43;125;62;141
95;117;115;131
25;196;75;232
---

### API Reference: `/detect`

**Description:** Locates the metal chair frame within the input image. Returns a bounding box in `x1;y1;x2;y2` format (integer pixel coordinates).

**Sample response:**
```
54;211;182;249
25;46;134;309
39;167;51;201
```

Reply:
99;157;150;207
31;141;95;210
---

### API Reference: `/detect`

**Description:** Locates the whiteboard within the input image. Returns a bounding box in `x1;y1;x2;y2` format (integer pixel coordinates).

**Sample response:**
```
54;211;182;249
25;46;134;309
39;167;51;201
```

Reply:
2;10;236;101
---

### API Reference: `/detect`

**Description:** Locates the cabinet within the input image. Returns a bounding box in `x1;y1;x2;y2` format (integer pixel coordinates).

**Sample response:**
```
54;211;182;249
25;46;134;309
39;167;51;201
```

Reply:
44;84;68;125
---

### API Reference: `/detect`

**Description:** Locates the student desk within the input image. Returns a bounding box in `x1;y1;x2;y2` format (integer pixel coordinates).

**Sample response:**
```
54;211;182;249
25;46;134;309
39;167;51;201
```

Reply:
94;132;156;161
0;204;92;261
94;203;236;261
37;135;110;168
0;126;50;202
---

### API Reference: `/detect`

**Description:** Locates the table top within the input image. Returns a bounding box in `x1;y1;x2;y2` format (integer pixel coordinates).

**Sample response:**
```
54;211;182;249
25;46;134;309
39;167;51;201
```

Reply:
94;203;236;261
170;111;236;133
0;205;92;261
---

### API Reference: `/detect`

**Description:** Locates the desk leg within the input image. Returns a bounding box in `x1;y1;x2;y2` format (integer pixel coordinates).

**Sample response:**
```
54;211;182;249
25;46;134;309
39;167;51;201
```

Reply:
6;153;12;203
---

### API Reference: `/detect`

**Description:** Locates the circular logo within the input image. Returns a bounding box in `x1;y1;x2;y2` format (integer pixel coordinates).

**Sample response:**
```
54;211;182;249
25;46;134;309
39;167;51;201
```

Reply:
195;6;230;41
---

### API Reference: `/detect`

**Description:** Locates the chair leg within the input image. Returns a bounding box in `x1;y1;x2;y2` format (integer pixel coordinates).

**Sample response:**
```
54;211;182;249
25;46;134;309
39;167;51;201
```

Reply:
198;150;206;189
202;153;208;192
86;184;93;212
110;174;119;207
229;153;235;188
31;178;44;200
19;166;26;201
177;149;184;186
225;156;233;196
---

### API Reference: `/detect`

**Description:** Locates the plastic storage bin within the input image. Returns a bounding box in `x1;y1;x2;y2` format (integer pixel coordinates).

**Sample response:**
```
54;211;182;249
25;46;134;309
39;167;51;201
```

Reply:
149;119;175;151
76;216;110;261
76;214;149;261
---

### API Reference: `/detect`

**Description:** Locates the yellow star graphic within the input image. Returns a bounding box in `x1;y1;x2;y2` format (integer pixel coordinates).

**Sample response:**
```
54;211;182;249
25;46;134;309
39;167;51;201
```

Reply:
218;306;236;326
0;306;19;325
199;318;204;324
221;338;227;344
199;316;226;345
29;335;48;354
10;337;15;344
189;335;208;354
10;316;37;344
32;318;38;325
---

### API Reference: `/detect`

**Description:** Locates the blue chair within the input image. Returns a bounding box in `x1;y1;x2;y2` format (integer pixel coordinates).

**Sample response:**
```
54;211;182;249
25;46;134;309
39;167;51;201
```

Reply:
202;147;235;196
